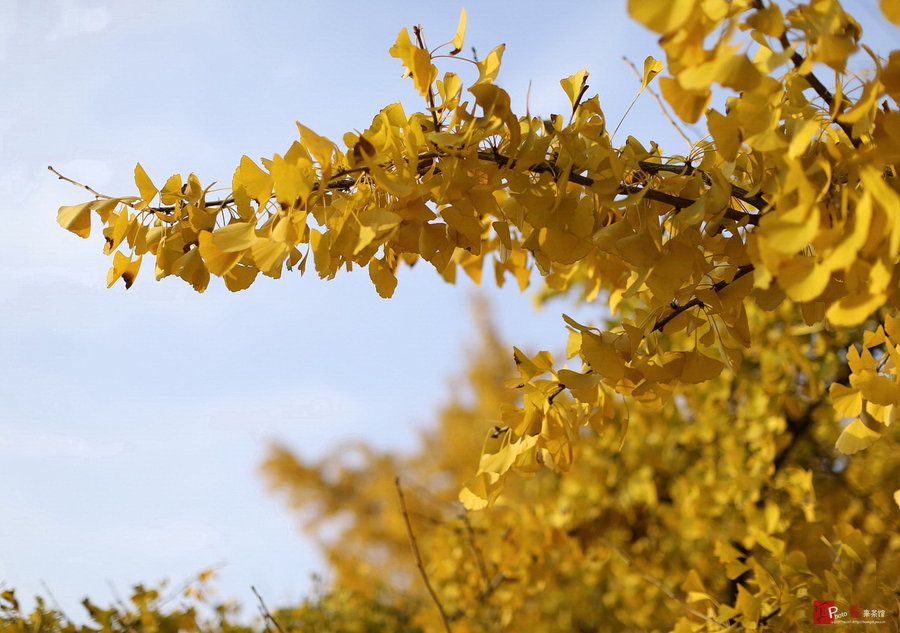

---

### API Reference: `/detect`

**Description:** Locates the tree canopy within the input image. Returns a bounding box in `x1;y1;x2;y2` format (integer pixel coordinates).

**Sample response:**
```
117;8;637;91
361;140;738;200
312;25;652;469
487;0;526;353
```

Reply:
48;0;900;630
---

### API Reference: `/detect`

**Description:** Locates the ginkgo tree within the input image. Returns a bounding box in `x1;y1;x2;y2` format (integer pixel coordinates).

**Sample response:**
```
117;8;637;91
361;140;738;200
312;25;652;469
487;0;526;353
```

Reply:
52;0;899;630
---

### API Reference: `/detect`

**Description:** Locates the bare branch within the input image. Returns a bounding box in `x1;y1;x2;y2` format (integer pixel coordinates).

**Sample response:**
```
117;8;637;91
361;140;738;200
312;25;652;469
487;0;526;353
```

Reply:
48;165;113;200
395;476;453;633
251;586;287;633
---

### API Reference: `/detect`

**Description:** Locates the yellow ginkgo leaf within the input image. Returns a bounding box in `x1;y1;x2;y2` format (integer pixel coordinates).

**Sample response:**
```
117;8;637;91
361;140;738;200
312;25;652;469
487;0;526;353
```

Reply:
458;471;501;510
233;155;273;203
560;69;589;111
556;369;599;391
211;222;256;253
106;251;142;289
251;238;289;278
628;0;695;33
580;332;626;382
133;163;157;208
389;28;437;97
297;123;336;170
640;56;663;92
57;201;94;238
881;0;900;24
160;174;183;205
223;265;258;292
198;231;242;277
853;372;900;407
826;291;886;326
829;383;862;418
835;418;881;454
450;8;467;55
368;256;397;298
659;76;710;123
681;349;724;383
474;44;505;86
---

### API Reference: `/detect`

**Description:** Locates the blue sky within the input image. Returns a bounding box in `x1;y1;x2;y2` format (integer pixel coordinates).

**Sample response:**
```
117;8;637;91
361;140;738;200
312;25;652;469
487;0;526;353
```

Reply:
1;0;895;622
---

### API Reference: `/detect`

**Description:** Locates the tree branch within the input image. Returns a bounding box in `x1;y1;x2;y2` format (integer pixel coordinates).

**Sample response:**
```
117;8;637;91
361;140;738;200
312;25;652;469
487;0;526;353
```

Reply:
752;0;861;148
48;165;114;200
652;264;755;333
395;476;453;633
475;151;761;225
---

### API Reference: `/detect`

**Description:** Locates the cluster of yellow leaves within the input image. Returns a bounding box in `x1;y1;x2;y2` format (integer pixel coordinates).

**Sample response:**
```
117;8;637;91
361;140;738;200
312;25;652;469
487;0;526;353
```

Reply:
830;315;900;456
56;0;900;565
264;304;898;632
59;0;900;616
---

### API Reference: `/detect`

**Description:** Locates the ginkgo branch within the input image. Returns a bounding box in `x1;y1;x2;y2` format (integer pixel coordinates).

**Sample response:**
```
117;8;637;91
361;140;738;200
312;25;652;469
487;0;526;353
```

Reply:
474;151;762;225
48;165;113;201
652;264;755;333
395;476;453;633
752;0;861;148
622;56;693;150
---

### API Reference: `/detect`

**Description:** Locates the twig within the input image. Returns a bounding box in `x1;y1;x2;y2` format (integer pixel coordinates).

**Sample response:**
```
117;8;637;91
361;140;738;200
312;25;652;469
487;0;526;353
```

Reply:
39;581;71;623
413;26;442;133
48;165;113;200
251;586;287;633
750;0;860;148
395;476;453;633
652;264;754;332
759;606;781;627
548;383;566;404
637;161;768;211
622;57;693;150
461;513;491;591
600;538;725;628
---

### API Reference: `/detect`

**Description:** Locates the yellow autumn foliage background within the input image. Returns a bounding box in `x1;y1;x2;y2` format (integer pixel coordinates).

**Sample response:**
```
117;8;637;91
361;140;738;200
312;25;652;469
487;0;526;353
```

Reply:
35;0;900;630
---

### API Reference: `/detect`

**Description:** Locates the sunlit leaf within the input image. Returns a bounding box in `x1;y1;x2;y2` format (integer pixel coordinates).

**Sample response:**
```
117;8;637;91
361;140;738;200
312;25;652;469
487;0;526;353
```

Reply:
450;8;467;55
835;418;881;454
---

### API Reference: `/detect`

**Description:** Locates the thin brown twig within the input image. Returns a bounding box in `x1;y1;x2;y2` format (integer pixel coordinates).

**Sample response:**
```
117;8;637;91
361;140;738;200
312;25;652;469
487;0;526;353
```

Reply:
652;264;754;332
749;0;861;148
622;56;693;150
395;476;453;633
474;151;761;225
599;538;725;629
461;513;491;591
48;165;113;200
251;586;287;633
